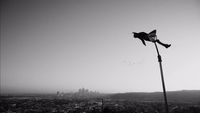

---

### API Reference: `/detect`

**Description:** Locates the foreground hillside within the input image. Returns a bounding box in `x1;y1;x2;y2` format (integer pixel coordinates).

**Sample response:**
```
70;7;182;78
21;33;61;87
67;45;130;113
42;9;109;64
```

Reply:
1;96;200;113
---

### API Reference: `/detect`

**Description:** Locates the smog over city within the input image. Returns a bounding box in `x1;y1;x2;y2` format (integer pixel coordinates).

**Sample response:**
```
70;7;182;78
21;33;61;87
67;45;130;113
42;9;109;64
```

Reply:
1;0;200;113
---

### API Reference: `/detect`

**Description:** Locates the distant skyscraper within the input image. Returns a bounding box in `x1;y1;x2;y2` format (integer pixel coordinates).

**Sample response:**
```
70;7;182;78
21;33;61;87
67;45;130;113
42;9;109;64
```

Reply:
57;91;60;96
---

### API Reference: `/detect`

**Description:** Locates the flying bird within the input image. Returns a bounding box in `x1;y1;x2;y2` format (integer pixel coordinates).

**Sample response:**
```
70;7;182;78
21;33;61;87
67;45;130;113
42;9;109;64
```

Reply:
132;30;171;48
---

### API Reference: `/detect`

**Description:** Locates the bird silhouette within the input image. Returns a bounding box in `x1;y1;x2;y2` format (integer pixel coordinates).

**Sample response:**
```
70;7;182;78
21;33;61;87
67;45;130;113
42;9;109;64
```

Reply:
132;30;171;48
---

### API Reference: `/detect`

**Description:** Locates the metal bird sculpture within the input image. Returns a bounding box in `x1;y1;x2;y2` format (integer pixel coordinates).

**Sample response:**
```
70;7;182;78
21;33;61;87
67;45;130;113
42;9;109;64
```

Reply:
132;30;171;48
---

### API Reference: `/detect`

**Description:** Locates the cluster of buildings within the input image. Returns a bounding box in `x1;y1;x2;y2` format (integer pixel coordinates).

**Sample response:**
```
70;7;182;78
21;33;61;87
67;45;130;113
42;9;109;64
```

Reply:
56;88;102;99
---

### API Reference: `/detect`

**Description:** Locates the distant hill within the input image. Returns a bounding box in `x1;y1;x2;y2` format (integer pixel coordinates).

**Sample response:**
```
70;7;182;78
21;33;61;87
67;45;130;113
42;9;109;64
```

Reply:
108;90;200;104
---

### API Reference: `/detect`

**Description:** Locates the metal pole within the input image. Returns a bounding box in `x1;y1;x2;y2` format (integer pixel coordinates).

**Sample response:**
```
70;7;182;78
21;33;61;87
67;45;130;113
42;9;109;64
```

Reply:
154;42;169;113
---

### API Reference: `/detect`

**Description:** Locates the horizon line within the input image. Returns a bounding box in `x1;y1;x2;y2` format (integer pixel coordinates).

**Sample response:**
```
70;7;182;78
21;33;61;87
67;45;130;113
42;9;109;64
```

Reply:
1;89;200;96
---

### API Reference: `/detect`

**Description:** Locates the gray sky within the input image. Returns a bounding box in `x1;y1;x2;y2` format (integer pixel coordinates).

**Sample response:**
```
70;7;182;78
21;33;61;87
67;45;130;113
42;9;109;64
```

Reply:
1;0;200;94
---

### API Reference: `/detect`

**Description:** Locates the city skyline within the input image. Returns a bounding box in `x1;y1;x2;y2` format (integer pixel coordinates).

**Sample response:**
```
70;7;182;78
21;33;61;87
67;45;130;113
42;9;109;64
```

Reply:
1;0;200;94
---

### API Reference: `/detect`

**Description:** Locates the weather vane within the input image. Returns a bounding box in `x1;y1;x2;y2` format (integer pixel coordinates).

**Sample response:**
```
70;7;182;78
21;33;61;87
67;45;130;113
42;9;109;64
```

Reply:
132;29;171;48
132;29;170;113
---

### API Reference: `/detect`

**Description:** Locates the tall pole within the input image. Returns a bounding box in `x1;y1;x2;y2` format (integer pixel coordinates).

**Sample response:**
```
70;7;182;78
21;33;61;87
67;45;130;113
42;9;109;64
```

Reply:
154;42;169;113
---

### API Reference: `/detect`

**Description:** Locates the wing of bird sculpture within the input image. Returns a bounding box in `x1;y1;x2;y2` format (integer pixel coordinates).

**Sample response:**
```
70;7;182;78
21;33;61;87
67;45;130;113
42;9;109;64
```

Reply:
148;30;157;42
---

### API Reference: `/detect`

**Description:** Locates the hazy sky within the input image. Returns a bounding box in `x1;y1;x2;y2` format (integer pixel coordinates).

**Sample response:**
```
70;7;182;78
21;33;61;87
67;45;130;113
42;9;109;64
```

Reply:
1;0;200;94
